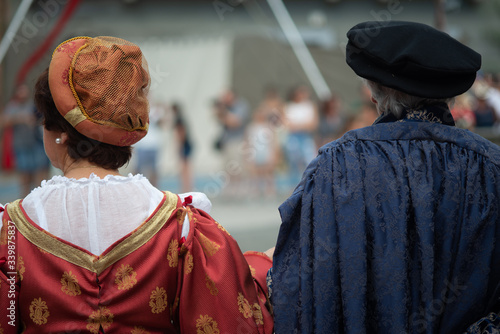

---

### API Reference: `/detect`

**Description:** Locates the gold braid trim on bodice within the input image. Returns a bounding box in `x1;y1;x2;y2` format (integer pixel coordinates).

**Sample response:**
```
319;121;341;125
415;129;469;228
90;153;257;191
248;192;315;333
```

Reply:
6;191;178;274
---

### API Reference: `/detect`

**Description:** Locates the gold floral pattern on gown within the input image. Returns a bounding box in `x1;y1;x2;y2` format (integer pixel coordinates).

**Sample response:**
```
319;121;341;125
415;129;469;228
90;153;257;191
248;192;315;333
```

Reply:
177;207;195;227
214;221;230;236
149;286;168;314
252;303;264;325
197;232;220;257
29;298;50;325
0;218;7;245
236;293;264;324
176;210;185;224
86;306;114;334
205;273;218;296
249;265;256;277
61;271;81;296
184;251;194;275
131;326;150;334
237;292;253;318
186;210;195;225
0;323;4;334
167;239;178;267
17;256;25;281
196;314;220;334
114;264;137;290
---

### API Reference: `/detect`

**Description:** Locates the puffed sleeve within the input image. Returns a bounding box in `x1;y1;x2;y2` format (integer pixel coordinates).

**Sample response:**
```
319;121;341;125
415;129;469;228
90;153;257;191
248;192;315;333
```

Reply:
0;205;20;333
175;205;273;333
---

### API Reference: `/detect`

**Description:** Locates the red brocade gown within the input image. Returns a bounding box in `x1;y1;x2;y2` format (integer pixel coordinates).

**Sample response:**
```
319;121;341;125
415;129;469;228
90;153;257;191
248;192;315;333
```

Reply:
0;191;273;333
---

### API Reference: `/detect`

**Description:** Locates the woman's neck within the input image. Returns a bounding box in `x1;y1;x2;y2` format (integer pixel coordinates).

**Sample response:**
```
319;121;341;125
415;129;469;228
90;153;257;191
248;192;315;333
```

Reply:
63;161;120;179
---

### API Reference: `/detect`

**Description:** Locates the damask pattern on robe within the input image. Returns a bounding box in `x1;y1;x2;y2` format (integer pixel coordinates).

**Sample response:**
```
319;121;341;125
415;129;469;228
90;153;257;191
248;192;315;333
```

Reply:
149;286;168;314
61;271;81;296
29;298;50;325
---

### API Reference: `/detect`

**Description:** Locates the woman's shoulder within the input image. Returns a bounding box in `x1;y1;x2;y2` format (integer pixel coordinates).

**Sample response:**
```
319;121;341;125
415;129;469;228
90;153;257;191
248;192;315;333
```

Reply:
177;192;212;214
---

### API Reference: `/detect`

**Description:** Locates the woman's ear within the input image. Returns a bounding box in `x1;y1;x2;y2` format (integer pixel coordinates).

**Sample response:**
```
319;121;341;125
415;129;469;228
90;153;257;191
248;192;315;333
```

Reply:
371;96;378;105
60;132;69;144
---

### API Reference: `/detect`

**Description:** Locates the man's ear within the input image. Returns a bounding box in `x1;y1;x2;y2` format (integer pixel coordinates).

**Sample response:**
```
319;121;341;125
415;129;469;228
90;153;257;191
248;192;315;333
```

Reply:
371;96;378;105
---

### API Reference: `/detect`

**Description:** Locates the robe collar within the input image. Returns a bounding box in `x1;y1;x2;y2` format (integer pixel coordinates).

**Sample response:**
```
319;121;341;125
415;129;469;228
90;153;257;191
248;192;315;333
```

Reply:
373;103;455;126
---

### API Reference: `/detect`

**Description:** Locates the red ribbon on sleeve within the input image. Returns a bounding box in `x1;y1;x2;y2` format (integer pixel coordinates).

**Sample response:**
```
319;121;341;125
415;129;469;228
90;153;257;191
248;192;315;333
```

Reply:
182;195;193;206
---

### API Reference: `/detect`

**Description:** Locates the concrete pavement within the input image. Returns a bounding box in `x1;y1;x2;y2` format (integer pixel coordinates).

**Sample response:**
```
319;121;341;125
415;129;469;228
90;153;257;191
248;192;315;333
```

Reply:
210;195;286;253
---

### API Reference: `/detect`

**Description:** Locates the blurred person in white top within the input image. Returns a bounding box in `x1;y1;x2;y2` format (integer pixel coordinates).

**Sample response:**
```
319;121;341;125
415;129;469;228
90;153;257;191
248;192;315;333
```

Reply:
283;85;318;184
133;99;168;187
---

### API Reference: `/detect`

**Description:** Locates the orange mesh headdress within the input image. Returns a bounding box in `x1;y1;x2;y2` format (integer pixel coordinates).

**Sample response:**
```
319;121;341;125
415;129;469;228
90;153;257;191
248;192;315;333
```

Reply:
48;36;150;146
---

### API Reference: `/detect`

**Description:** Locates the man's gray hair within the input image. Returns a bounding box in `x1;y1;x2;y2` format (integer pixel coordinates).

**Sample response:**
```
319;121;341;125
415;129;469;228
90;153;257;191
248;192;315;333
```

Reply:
364;79;455;118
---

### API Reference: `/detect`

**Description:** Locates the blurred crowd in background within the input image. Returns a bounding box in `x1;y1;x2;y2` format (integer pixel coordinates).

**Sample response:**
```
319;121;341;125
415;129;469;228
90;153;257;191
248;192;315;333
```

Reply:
451;72;500;130
2;71;499;201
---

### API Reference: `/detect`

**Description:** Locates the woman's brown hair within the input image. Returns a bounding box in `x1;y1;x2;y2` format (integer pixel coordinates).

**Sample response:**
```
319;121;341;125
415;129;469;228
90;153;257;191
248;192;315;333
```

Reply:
34;68;132;170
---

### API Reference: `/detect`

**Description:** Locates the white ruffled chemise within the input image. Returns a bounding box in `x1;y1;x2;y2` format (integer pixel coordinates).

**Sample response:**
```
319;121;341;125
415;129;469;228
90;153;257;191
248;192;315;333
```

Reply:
0;174;211;255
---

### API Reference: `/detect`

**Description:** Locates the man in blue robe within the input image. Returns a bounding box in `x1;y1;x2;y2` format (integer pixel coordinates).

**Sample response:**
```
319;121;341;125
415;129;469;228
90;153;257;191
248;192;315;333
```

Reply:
270;21;500;333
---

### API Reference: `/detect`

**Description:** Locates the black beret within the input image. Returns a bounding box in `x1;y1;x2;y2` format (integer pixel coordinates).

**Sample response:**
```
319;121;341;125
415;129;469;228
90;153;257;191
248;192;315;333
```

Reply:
346;21;481;98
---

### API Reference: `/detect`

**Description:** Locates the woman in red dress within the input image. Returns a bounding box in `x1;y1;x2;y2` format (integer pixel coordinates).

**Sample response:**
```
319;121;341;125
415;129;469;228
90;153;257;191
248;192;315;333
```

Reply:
0;36;273;333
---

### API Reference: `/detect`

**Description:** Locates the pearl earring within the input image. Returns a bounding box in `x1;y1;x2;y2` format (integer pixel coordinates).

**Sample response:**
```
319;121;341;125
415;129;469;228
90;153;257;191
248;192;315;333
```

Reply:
55;138;62;144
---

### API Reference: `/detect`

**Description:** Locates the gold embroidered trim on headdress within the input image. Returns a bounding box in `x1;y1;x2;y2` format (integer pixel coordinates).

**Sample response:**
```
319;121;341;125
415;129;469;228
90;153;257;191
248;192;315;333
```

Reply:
63;106;87;127
68;42;90;120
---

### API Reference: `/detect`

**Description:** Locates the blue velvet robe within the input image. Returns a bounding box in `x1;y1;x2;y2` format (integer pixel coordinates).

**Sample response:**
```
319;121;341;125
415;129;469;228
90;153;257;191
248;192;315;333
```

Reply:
271;105;500;333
